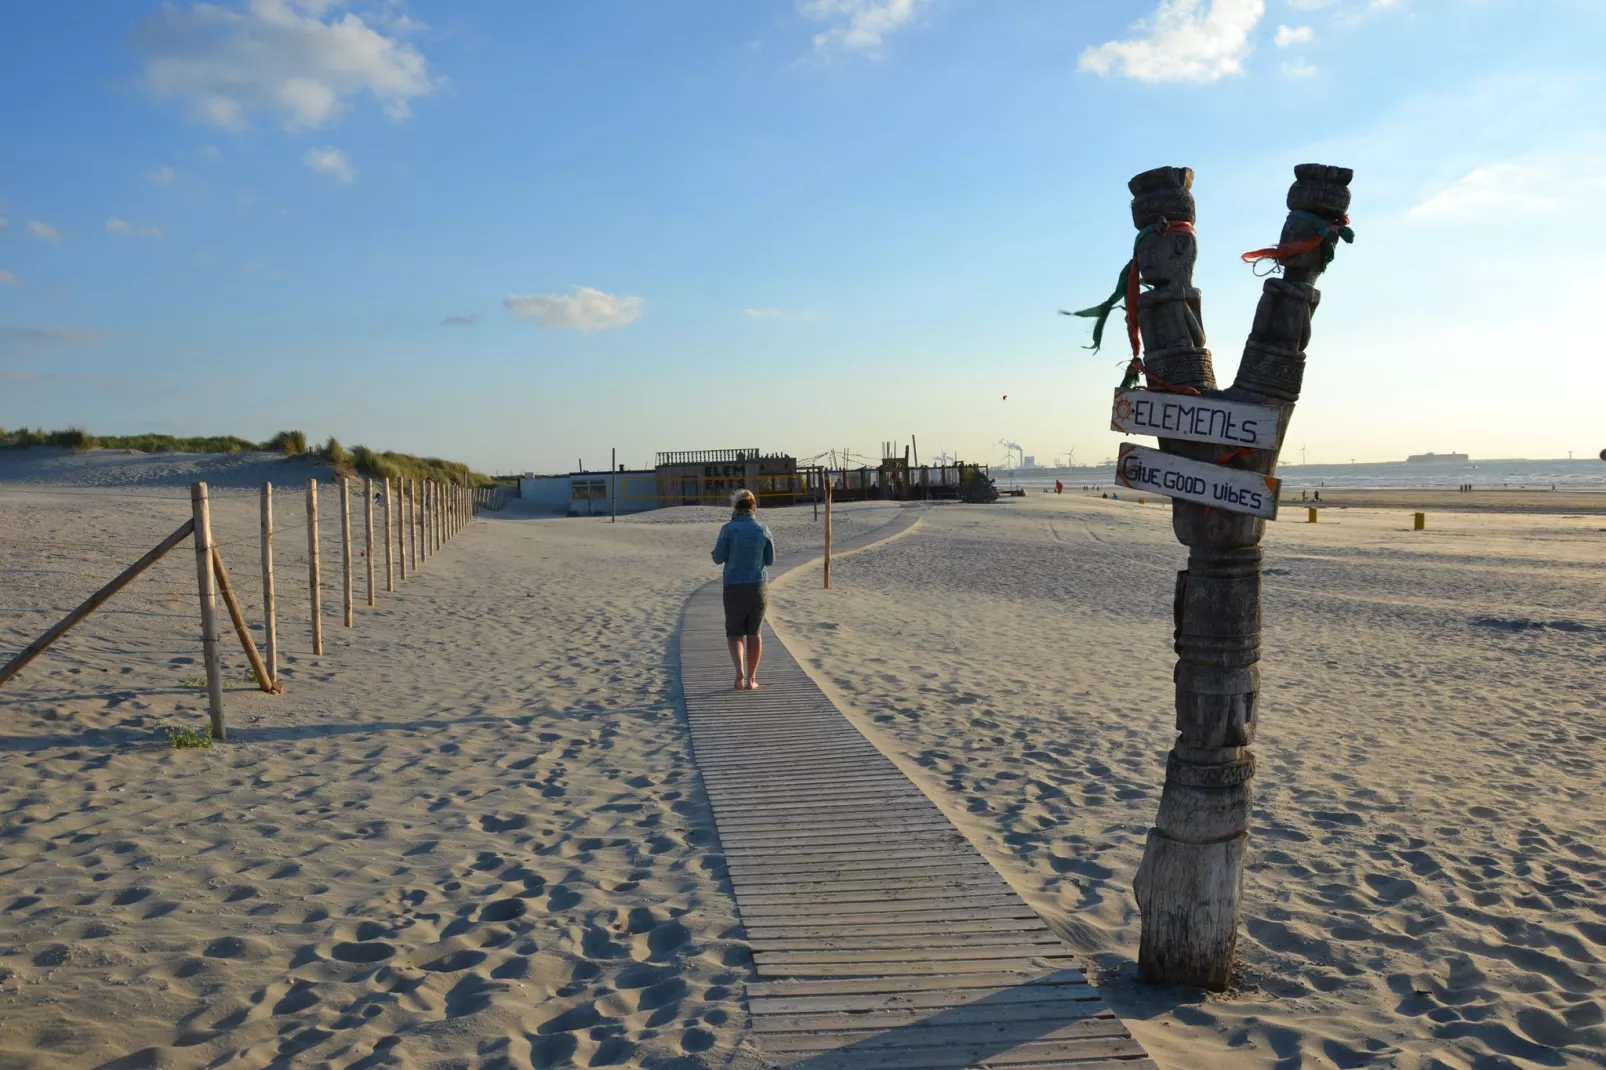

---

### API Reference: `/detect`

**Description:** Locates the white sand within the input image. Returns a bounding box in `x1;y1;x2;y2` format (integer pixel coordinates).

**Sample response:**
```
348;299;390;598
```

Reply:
768;492;1606;1069
0;451;889;1069
4;451;1603;1069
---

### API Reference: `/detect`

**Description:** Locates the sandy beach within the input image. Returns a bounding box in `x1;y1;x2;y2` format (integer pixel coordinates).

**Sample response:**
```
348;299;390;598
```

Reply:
769;493;1606;1069
0;450;890;1069
2;451;1603;1069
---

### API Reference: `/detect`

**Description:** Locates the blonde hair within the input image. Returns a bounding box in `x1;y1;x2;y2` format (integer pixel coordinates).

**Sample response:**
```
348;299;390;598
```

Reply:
731;489;757;513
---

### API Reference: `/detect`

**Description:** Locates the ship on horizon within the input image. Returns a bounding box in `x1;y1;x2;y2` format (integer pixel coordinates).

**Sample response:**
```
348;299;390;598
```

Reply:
1406;452;1470;464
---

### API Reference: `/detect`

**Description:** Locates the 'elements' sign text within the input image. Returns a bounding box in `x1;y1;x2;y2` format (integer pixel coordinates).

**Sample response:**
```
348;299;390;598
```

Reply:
1111;389;1281;450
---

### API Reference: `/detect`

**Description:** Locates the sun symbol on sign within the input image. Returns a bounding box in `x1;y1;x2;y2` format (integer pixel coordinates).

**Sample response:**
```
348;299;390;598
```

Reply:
1113;397;1134;422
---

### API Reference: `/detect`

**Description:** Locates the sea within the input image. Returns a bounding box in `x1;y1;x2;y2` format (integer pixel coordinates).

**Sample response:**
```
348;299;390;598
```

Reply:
999;457;1606;491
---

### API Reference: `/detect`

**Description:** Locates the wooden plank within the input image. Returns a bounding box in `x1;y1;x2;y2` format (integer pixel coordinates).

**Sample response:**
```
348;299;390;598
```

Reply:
762;1036;1146;1068
744;917;1057;942
712;810;949;836
747;979;1096;1016
707;788;932;811
747;969;1088;999
737;900;1038;923
754;944;1073;967
759;1014;1130;1054
754;956;1075;980
731;863;1003;891
751;996;1108;1034
212;548;279;694
738;882;1012;907
716;826;962;850
748;930;1064;953
726;850;987;875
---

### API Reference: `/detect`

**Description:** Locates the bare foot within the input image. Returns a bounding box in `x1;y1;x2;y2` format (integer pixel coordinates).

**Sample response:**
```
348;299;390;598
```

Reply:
745;679;759;691
734;675;747;690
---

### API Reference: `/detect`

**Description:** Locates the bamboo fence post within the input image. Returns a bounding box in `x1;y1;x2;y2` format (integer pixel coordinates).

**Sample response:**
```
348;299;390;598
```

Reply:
261;482;277;686
405;479;416;573
307;480;323;656
434;480;442;551
190;482;226;740
212;548;278;694
384;477;395;592
364;476;375;607
340;476;354;629
0;519;195;688
417;479;427;562
824;476;833;589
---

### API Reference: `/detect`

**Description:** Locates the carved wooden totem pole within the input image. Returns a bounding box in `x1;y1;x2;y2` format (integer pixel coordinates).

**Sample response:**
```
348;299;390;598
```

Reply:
1082;164;1353;989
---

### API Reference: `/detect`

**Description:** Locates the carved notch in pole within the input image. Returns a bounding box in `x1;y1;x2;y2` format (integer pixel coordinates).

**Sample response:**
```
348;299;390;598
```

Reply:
1124;164;1352;991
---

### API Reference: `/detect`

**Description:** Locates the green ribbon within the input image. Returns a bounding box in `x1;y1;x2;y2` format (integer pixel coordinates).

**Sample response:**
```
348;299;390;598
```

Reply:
1069;222;1168;353
1289;209;1354;265
1071;262;1132;353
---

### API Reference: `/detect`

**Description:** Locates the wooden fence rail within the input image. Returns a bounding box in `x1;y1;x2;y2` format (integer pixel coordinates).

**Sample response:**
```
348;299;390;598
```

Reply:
0;474;488;740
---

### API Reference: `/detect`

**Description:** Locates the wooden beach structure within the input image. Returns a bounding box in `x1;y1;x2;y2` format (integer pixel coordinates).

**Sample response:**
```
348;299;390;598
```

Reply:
1081;163;1354;989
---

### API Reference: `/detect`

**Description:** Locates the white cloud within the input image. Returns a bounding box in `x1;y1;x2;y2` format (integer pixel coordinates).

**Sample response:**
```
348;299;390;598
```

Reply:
133;0;434;132
105;217;165;238
1274;23;1313;46
743;308;783;319
28;221;63;242
153;165;177;185
1078;0;1265;83
1281;59;1317;77
302;146;356;182
504;286;644;332
800;0;924;58
0;270;18;285
1410;161;1561;220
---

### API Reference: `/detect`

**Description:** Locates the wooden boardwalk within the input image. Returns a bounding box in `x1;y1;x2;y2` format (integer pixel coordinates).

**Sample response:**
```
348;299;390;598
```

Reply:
678;509;1155;1069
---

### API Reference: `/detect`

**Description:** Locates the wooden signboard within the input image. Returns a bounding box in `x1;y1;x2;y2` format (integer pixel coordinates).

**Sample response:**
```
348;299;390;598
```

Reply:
1116;443;1280;519
1112;389;1281;450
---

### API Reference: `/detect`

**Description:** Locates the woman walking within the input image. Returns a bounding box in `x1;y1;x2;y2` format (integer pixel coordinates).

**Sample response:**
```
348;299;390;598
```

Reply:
712;489;775;690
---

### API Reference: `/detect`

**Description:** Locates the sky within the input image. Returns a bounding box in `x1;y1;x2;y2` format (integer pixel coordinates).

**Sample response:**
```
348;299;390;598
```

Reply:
2;0;1603;474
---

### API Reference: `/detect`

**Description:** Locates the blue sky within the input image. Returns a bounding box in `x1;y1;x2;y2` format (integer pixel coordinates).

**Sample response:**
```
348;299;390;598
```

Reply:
2;0;1602;473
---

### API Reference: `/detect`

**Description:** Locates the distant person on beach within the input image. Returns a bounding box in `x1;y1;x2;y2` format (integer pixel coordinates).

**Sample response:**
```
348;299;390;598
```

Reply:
1055;480;1063;494
712;489;775;691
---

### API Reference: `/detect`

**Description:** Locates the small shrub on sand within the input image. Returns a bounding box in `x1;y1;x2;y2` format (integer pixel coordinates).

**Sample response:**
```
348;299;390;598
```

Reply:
164;724;213;749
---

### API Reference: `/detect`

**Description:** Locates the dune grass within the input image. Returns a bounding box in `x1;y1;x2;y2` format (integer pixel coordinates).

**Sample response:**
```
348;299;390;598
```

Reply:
0;426;496;485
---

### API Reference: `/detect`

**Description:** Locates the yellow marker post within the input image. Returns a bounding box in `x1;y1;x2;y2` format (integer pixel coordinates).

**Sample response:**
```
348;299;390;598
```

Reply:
1414;512;1425;531
1307;507;1318;523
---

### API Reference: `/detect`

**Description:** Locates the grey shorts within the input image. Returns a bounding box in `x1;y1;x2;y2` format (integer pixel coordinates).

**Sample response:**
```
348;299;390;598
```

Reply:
723;582;768;637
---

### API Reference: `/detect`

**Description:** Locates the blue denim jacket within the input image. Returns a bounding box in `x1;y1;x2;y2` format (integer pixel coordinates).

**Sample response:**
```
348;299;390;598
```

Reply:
712;514;775;585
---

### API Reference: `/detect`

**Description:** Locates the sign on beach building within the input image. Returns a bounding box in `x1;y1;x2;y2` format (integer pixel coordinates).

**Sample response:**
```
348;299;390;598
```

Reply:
1111;389;1281;450
1116;443;1280;519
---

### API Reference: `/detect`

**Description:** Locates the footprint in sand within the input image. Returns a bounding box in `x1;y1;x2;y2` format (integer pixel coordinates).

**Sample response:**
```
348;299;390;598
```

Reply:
331;941;396;964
